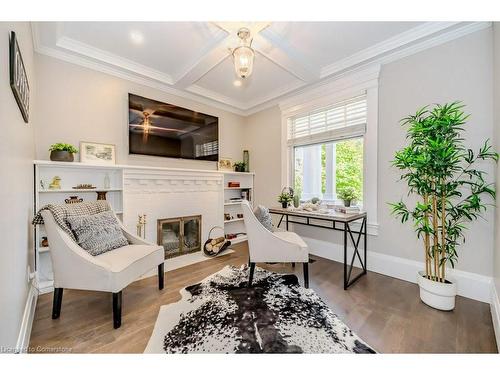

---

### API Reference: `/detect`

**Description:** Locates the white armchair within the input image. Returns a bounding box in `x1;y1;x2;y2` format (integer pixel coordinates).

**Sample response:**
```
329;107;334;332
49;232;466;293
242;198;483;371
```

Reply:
41;210;164;329
241;201;310;288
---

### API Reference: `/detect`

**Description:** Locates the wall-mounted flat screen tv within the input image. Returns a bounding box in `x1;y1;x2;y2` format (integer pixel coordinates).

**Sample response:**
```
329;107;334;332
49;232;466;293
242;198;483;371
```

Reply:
128;93;219;161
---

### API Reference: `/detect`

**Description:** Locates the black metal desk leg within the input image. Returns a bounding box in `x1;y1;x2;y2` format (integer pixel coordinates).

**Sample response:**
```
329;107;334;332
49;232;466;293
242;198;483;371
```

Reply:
277;215;284;228
343;223;347;290
363;217;367;274
286;214;289;231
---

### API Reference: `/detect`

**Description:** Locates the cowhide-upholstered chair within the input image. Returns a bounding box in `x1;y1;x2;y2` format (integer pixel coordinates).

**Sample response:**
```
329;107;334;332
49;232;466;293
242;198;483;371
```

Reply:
41;208;164;329
241;200;310;288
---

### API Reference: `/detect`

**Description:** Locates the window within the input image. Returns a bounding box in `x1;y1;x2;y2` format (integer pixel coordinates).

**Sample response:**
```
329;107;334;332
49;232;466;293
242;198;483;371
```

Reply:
293;138;363;203
288;95;366;204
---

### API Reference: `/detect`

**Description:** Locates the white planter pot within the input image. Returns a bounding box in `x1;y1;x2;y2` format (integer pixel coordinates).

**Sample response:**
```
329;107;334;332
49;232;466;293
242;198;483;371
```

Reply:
417;271;457;311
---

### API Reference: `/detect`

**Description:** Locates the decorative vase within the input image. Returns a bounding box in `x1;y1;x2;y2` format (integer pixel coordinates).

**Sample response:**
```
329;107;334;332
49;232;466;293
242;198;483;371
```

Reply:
281;202;288;209
293;195;300;208
50;150;74;162
343;199;351;207
243;150;249;172
417;271;457;311
96;191;107;201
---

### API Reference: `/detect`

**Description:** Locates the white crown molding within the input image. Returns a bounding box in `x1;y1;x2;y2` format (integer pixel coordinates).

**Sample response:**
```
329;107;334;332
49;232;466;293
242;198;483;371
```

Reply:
374;21;492;67
32;26;247;116
320;22;461;78
243;79;308;111
188;79;308;113
254;22;491;118
187;85;248;110
32;22;492;118
279;64;381;116
56;36;174;85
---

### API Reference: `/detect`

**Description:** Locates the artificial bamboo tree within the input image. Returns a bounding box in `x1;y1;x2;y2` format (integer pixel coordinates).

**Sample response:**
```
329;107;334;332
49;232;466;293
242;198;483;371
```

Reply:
390;102;497;283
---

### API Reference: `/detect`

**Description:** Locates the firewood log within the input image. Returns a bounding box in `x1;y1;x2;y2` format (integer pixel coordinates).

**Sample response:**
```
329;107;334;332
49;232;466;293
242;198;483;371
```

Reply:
211;236;225;246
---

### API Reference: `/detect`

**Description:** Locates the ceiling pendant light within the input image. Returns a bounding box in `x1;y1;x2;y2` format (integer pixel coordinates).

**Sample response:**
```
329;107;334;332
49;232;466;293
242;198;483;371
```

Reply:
232;27;254;79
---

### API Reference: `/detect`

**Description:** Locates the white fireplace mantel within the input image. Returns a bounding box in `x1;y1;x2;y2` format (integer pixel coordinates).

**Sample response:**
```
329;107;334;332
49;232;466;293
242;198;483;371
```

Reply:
123;168;223;194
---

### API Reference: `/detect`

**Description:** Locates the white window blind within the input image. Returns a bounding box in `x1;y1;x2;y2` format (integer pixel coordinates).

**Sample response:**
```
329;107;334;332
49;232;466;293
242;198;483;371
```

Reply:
287;94;367;147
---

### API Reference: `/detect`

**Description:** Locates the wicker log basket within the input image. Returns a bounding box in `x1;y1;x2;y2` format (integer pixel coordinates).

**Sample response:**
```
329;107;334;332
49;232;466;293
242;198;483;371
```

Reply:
203;226;231;257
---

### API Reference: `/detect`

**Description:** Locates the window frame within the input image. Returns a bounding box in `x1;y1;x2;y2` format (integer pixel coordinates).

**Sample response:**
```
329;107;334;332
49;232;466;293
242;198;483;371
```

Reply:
279;66;379;235
291;135;365;205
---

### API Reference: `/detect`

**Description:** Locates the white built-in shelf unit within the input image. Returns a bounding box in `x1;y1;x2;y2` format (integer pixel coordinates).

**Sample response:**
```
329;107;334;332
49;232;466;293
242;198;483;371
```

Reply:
34;160;124;293
223;171;254;245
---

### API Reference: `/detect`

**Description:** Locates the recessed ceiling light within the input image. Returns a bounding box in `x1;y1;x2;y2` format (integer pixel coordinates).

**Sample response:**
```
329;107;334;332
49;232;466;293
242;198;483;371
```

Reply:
130;30;144;45
233;80;242;87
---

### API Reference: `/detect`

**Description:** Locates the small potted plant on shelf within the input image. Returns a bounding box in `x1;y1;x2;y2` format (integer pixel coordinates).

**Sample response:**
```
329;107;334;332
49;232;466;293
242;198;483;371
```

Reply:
390;102;498;311
49;143;78;162
278;192;293;209
233;161;246;172
338;187;357;207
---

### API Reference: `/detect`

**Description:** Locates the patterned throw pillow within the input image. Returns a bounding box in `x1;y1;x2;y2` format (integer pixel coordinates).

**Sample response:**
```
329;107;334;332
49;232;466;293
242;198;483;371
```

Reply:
253;205;274;232
33;201;111;242
66;211;129;256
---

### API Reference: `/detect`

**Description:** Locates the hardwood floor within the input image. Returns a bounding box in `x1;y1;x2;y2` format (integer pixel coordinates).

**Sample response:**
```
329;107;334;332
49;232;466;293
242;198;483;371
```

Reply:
29;243;498;353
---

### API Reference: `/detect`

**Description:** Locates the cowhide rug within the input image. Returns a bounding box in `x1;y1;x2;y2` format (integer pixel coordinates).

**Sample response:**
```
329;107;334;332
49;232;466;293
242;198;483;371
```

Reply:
145;265;376;354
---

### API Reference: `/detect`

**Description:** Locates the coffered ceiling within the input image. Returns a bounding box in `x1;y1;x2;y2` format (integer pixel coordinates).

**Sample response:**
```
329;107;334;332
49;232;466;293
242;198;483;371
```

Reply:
31;21;488;115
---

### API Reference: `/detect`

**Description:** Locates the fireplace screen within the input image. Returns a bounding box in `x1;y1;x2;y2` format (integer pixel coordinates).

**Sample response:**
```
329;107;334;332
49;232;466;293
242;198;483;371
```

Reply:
157;215;201;259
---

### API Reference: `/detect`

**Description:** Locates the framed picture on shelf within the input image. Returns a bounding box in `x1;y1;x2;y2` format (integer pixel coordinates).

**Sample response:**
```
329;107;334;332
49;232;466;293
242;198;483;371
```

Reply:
80;141;116;165
218;158;233;171
9;31;30;123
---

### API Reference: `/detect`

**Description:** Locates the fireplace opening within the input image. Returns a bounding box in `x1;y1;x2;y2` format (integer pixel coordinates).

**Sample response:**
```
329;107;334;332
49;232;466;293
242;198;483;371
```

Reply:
157;215;201;259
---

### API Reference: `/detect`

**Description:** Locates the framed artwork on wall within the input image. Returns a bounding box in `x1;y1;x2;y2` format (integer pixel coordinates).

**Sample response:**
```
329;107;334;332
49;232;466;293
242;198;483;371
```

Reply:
9;31;30;123
80;141;116;165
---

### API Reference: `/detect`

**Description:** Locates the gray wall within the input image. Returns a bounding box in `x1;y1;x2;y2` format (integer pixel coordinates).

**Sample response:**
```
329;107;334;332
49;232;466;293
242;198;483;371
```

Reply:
493;22;500;292
0;23;36;348
243;106;283;208
33;54;246;168
374;27;494;275
244;27;495;276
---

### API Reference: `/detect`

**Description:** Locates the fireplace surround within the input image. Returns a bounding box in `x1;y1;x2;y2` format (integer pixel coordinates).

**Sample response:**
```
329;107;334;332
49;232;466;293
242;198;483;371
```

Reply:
157;215;202;259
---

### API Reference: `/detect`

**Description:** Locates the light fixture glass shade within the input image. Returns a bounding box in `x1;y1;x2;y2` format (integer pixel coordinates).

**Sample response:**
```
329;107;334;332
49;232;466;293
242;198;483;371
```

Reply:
233;45;254;79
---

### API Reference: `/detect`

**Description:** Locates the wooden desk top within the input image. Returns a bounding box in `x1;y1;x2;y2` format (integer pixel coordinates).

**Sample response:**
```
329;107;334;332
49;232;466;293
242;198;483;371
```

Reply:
269;206;366;222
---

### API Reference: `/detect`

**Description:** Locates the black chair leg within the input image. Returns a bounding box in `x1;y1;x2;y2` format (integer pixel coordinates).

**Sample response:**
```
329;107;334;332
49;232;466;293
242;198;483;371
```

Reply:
52;288;63;319
113;291;122;329
248;262;256;287
303;262;309;288
158;263;164;290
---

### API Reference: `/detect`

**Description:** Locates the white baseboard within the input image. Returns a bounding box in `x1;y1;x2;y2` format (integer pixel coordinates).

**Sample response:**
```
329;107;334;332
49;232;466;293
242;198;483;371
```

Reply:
15;280;38;353
303;236;492;303
38;279;54;295
491;282;500;352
